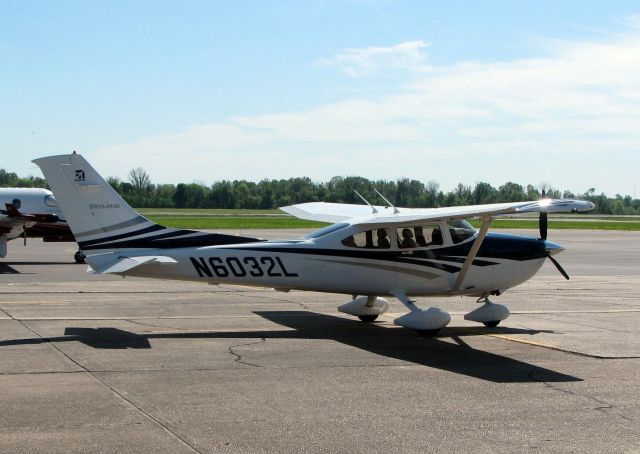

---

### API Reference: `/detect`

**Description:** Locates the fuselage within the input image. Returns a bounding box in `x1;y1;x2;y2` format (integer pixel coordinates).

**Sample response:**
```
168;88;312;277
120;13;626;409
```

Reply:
85;226;555;298
0;188;67;239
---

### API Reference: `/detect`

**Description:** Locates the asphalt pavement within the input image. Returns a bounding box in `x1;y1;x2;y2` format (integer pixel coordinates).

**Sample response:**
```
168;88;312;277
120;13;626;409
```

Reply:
0;229;638;453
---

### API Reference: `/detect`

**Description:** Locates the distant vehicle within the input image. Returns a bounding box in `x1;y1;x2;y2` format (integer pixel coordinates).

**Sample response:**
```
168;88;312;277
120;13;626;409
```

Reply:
0;188;85;263
34;152;594;335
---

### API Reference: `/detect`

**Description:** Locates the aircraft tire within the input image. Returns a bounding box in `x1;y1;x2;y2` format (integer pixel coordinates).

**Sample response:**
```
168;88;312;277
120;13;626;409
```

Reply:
358;315;379;322
74;251;86;264
483;320;500;327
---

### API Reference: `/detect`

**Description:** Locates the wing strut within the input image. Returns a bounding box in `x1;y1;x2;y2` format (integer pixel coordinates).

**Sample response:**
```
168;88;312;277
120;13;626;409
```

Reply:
452;216;493;291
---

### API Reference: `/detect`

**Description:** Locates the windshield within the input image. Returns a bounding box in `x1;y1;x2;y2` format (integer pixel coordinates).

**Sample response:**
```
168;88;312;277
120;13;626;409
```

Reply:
447;219;476;244
44;194;59;208
305;222;349;239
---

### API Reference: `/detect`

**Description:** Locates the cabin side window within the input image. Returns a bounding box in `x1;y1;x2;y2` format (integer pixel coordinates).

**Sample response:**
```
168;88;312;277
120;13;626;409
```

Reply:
396;224;443;249
341;228;391;249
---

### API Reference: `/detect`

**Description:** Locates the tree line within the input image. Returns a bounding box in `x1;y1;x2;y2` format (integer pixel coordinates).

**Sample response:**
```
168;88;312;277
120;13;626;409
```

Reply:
2;167;639;215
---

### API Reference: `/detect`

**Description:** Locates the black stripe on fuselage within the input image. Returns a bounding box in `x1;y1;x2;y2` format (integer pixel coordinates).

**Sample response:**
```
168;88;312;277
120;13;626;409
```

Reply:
81;231;264;250
78;224;167;248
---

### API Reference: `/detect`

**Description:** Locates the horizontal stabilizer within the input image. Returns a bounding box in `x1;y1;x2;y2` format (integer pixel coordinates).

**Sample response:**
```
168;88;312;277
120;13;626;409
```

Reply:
91;255;177;274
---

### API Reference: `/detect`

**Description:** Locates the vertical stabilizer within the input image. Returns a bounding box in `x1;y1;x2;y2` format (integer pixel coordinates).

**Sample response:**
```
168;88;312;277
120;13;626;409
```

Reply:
32;153;159;249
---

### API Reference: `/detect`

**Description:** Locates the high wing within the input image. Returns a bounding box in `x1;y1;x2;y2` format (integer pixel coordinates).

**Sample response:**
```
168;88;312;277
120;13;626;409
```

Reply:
281;199;595;226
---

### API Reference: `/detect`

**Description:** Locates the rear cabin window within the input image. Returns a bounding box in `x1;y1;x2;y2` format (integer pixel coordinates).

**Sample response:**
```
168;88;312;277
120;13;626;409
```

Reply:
448;220;476;244
396;224;443;249
341;228;391;249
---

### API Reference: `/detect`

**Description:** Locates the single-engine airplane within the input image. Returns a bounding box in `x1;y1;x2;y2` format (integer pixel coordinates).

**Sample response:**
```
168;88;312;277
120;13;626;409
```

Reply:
0;187;85;262
34;152;594;335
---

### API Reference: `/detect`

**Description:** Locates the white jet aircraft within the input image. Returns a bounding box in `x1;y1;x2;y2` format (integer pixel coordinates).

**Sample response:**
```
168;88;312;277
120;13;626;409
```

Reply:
34;152;594;335
0;187;84;262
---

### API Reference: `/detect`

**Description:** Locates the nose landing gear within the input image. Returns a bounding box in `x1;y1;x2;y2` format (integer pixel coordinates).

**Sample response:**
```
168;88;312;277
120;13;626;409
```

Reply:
464;296;510;327
74;250;86;264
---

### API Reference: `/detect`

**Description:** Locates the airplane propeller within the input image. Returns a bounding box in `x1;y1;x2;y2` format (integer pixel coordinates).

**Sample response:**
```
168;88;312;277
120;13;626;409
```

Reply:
538;189;569;280
538;188;548;240
539;211;548;240
546;252;569;280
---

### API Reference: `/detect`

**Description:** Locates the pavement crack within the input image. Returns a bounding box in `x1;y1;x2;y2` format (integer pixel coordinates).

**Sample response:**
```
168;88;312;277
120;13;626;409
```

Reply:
124;319;192;332
529;371;635;422
228;338;266;368
259;293;310;309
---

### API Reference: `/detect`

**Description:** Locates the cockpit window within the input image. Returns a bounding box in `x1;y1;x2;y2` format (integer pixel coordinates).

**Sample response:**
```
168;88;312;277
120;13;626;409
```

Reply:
448;219;476;244
342;228;391;249
306;222;349;239
44;194;59;208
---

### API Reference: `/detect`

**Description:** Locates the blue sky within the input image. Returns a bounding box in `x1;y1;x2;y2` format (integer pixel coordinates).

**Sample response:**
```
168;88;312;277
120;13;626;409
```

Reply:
2;1;640;196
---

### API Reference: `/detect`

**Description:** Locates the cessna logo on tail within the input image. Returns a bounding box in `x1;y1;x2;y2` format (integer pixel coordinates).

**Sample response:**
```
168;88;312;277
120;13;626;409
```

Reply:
75;170;86;181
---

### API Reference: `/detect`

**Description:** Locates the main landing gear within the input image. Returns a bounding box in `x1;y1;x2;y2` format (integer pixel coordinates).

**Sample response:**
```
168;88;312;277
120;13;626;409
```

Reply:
338;293;511;335
338;296;390;322
392;292;451;336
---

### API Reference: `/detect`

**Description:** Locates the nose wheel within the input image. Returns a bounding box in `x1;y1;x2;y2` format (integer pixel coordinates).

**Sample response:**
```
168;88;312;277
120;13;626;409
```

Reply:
74;250;86;264
465;296;509;328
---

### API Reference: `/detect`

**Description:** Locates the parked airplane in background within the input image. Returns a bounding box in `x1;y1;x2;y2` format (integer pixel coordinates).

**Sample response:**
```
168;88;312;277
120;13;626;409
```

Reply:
0;188;85;262
34;152;594;335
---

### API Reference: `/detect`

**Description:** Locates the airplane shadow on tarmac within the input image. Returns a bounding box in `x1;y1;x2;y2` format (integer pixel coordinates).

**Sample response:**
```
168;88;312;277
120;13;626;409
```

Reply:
0;261;73;274
0;310;580;383
0;263;20;274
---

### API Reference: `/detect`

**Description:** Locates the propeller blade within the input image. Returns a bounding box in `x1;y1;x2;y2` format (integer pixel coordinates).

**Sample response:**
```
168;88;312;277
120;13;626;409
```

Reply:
539;212;548;240
547;253;569;280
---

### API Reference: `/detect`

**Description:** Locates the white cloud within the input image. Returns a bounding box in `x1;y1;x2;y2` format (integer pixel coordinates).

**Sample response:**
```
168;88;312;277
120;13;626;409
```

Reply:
91;30;640;195
313;40;430;77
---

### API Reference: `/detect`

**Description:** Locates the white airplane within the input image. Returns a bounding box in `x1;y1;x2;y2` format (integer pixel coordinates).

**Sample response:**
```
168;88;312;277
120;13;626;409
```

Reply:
0;187;85;262
34;152;594;335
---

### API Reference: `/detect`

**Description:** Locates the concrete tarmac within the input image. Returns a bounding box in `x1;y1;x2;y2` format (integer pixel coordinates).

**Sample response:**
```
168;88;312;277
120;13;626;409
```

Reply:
0;229;639;453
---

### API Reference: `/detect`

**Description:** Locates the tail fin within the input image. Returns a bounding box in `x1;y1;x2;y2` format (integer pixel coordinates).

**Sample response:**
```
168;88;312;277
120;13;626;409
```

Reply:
33;152;259;254
33;153;161;250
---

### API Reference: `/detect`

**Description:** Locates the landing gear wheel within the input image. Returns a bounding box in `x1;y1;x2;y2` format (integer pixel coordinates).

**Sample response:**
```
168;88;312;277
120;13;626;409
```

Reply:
416;329;441;337
483;320;500;327
74;250;86;264
358;315;378;322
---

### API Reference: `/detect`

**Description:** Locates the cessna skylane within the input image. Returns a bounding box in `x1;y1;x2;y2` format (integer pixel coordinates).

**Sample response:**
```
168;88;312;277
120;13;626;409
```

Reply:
0;187;85;262
34;152;594;335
